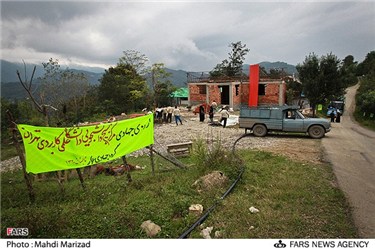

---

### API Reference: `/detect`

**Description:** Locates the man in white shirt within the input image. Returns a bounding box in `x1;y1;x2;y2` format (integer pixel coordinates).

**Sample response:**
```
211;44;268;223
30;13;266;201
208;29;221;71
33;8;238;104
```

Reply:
220;106;230;128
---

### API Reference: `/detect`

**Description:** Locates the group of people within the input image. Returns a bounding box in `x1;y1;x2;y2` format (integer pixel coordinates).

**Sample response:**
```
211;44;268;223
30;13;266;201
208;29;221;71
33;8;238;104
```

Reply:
153;100;231;128
329;107;342;123
199;100;231;128
154;106;183;125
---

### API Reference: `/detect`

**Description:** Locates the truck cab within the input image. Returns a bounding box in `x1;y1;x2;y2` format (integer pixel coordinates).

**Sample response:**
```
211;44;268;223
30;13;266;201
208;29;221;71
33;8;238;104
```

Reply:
239;105;331;139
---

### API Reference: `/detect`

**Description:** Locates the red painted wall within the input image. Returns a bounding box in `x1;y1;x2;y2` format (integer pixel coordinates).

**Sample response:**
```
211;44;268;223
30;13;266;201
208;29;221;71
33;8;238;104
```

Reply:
248;64;259;107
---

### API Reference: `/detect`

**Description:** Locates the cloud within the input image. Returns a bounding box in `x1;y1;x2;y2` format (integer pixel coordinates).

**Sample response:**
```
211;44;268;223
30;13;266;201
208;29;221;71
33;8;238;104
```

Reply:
1;1;374;71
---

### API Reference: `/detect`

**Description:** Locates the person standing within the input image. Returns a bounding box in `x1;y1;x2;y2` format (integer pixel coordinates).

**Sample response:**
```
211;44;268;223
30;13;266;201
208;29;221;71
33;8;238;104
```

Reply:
220;106;230;128
336;110;341;123
211;100;218;113
330;108;335;123
156;107;163;123
173;106;183;125
199;105;205;122
166;106;173;123
162;107;167;123
209;105;214;123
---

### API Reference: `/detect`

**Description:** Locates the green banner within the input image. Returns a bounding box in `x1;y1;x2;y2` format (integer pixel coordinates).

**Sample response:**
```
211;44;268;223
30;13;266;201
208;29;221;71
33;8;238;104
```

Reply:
17;114;154;174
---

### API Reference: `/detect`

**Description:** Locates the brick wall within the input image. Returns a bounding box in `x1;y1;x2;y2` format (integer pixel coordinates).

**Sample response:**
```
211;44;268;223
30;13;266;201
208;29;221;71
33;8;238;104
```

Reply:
259;83;279;104
188;81;286;108
241;83;249;104
258;82;286;105
207;85;221;105
189;84;206;105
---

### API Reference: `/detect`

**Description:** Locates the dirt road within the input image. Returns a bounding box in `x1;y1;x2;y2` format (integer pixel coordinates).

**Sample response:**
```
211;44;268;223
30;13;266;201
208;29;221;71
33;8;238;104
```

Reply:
322;84;375;238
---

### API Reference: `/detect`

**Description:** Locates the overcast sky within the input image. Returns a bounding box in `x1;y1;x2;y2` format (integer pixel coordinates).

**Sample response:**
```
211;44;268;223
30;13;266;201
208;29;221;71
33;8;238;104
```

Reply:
1;0;374;72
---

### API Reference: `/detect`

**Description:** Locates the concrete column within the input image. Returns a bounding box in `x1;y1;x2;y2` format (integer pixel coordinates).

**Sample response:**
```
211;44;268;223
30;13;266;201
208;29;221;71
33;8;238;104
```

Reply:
229;82;233;109
279;81;285;105
206;84;210;104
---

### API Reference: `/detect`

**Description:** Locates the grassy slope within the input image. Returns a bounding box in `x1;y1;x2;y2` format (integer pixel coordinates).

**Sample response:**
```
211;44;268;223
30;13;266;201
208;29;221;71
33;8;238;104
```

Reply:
0;150;357;239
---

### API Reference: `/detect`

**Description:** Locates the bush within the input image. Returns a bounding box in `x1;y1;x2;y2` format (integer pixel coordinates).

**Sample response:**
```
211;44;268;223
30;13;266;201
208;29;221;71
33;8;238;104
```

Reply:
191;136;242;179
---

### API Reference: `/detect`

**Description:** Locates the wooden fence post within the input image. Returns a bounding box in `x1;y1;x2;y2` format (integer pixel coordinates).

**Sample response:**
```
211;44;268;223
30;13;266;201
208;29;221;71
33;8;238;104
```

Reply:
150;145;155;176
76;168;86;189
55;171;65;195
6;110;35;203
121;156;132;182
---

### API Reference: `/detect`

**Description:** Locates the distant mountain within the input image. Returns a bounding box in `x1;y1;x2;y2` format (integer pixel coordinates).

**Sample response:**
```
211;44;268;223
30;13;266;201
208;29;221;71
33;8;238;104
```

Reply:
258;61;297;75
1;60;44;83
241;62;297;76
0;60;104;85
1;81;38;100
1;60;297;100
165;68;189;87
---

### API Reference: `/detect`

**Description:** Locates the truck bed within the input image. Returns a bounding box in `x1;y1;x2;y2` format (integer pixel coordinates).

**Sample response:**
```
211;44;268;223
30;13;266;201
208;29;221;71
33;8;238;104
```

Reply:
239;106;286;130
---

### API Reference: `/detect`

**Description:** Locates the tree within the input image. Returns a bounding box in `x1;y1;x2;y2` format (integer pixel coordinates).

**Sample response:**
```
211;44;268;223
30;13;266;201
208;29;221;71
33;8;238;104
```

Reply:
340;55;358;87
98;51;150;114
296;53;321;116
355;51;375;116
269;68;287;79
1;98;19;140
356;89;375;115
227;41;250;76
210;41;250;77
151;63;176;107
356;51;375;77
16;60;50;126
119;50;149;76
320;53;343;101
285;78;303;105
297;53;344;117
38;58;91;125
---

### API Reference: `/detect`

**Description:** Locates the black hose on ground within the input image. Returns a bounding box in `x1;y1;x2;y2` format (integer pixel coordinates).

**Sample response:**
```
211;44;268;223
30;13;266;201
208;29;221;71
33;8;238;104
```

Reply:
178;133;251;238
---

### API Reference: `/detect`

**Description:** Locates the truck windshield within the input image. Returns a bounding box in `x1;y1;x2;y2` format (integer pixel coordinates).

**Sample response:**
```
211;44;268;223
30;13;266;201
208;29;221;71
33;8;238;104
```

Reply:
296;110;305;119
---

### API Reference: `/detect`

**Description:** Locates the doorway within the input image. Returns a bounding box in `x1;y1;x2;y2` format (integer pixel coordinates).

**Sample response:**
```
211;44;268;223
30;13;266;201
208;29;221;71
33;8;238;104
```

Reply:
220;85;230;105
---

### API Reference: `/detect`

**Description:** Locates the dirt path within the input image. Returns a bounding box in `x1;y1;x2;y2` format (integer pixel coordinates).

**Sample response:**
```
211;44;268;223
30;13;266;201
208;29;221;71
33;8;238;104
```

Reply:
322;84;375;238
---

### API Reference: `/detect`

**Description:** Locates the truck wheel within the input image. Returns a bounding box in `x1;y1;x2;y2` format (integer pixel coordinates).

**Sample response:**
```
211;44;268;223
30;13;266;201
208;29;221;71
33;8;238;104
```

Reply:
308;125;325;139
253;124;267;137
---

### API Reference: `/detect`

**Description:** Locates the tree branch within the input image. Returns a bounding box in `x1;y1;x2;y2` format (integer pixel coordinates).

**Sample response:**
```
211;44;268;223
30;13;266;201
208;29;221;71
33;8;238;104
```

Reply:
16;65;43;114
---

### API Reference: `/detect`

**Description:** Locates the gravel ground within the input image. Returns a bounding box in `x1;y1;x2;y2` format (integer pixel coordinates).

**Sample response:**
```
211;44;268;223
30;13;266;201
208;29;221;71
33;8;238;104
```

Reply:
0;110;323;173
150;110;323;164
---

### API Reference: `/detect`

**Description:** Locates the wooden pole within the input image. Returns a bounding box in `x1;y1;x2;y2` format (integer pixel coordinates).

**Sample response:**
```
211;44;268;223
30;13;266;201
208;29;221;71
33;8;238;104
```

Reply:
6;110;35;203
121;156;132;182
75;169;85;188
55;171;65;195
76;168;86;189
148;147;186;169
150;144;155;176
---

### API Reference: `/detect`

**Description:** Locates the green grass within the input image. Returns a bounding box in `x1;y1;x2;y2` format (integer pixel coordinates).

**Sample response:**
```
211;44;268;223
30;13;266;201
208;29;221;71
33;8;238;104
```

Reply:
354;111;375;131
1;148;357;239
1;143;17;161
201;150;357;238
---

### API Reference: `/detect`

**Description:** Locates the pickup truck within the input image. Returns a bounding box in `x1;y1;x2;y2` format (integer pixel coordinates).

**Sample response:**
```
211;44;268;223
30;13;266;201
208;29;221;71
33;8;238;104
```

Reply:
239;105;331;139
